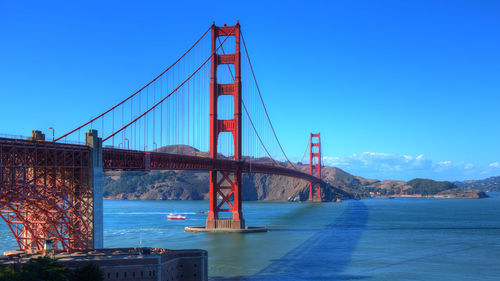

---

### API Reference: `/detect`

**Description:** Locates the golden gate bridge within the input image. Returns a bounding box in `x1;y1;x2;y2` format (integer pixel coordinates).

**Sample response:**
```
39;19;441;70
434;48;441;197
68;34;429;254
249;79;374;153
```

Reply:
0;22;325;252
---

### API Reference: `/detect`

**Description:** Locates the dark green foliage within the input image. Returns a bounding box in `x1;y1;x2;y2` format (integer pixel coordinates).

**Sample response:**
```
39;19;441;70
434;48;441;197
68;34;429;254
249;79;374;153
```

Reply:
103;171;175;197
69;263;104;281
406;178;457;195
0;257;69;281
0;256;103;281
102;176;114;187
0;264;19;281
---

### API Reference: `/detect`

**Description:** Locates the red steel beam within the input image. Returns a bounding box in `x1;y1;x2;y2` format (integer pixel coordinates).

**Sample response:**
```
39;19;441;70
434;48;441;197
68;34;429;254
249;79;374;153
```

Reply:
102;148;322;183
0;137;92;252
1;136;324;251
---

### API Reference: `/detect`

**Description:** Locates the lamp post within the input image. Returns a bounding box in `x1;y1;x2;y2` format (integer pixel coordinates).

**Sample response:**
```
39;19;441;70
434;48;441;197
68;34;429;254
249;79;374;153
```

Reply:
48;127;55;142
124;138;129;150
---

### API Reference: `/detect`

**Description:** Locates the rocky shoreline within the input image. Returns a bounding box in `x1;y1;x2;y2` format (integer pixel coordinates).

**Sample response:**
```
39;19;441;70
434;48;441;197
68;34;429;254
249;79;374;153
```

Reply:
373;191;488;199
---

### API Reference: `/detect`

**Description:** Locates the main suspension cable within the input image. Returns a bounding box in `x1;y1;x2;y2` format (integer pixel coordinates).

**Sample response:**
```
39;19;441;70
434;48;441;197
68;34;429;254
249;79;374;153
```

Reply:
217;37;278;165
241;31;296;168
300;141;310;164
103;25;236;142
55;25;212;142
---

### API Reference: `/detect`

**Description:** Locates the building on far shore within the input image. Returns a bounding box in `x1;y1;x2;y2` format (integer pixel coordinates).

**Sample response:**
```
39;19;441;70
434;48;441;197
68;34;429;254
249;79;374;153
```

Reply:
1;247;207;281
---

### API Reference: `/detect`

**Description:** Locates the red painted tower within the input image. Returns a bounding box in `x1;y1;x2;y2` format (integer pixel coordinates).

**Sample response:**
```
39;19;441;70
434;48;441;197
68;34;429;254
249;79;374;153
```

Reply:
206;22;245;229
309;133;322;201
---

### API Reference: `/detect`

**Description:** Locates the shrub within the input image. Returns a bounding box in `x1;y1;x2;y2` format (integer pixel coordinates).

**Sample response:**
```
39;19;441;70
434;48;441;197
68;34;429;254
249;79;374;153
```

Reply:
0;256;103;281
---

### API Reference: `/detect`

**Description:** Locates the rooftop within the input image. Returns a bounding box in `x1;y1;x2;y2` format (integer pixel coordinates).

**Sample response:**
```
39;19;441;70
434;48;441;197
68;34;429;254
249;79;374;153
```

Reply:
0;247;200;265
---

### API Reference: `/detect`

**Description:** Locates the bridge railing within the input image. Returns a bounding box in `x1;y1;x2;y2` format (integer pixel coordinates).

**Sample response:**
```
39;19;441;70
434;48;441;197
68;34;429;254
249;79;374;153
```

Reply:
101;147;322;184
102;148;146;170
0;133;29;140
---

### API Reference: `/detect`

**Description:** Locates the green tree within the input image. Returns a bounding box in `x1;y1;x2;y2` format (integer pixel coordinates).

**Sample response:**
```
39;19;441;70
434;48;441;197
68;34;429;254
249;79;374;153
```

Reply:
0;256;104;281
69;263;104;281
407;178;457;195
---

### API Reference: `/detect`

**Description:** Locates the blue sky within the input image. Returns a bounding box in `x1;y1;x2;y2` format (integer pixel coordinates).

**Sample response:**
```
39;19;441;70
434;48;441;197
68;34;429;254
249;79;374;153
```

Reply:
1;0;499;181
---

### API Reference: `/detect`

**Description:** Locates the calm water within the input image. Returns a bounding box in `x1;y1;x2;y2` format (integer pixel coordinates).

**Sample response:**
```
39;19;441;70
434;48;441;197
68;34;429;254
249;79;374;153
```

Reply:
1;193;500;280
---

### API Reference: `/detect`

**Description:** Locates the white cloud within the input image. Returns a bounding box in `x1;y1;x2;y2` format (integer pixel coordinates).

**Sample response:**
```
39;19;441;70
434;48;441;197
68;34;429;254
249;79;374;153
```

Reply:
464;163;474;170
322;152;500;181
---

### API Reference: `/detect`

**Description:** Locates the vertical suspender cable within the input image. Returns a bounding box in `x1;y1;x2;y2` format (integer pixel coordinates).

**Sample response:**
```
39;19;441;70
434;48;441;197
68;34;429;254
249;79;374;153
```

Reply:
240;31;295;168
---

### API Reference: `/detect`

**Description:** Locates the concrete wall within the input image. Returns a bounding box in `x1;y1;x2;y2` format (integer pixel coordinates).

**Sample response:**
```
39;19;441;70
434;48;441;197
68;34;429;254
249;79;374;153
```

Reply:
85;129;103;249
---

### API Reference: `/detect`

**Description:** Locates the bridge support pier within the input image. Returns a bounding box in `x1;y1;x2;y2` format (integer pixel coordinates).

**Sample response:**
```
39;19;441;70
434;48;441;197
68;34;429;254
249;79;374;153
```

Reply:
86;129;103;249
206;170;245;230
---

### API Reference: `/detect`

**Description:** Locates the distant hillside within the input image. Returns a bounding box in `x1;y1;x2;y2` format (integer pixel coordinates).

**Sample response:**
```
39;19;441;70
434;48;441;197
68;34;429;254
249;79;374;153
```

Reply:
329;176;487;199
103;145;488;201
104;168;353;202
455;176;500;192
406;178;457;195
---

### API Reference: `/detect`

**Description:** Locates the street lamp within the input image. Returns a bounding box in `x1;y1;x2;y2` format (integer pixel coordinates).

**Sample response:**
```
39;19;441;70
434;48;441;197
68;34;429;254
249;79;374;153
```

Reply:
48;127;55;142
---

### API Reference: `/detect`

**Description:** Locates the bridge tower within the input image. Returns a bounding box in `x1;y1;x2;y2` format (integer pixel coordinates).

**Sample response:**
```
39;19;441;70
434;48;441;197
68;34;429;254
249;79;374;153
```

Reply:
309;133;322;201
206;22;245;230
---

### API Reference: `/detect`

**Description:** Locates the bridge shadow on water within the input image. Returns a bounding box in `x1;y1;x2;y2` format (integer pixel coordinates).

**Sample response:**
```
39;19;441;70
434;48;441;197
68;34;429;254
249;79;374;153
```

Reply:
212;201;370;281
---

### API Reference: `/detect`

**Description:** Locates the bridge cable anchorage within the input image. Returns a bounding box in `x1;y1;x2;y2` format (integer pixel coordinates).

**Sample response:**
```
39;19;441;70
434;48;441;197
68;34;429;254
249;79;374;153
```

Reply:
103;25;237;142
216;37;278;166
240;31;296;169
54;25;212;142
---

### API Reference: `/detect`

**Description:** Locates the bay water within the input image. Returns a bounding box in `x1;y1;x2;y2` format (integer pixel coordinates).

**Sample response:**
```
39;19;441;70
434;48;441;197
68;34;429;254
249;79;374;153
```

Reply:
1;193;499;280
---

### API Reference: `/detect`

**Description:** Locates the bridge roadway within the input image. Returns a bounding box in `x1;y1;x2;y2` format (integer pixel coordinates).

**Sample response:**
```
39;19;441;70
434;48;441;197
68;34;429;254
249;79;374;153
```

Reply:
0;137;322;185
103;148;322;183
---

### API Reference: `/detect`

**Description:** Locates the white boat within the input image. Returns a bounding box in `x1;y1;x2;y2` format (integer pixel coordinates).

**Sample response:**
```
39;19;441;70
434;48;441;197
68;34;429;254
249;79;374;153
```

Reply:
167;214;186;220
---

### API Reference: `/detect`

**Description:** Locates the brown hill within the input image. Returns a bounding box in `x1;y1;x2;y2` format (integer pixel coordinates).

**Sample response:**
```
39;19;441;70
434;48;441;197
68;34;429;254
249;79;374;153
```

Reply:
103;168;353;202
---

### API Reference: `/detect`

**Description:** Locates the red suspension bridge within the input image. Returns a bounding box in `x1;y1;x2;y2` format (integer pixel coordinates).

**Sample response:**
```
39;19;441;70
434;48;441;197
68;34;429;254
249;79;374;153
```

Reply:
0;22;326;252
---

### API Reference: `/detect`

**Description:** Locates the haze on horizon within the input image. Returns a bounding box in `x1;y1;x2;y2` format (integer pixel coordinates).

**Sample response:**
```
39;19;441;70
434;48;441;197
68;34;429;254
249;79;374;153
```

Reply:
1;0;499;181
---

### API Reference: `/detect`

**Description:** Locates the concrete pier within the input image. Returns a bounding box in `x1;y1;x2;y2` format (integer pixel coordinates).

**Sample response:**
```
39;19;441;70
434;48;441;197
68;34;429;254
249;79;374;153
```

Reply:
86;129;103;249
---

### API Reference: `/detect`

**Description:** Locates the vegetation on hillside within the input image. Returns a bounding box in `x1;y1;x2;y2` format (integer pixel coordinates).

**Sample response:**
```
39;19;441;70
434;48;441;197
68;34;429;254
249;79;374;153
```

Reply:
455;176;500;192
406;178;457;195
0;257;103;281
101;154;488;200
104;171;176;197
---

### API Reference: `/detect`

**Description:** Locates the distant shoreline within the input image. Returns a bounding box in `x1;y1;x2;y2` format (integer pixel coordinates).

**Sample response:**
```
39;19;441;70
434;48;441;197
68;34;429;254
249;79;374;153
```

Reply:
371;192;489;199
103;191;489;201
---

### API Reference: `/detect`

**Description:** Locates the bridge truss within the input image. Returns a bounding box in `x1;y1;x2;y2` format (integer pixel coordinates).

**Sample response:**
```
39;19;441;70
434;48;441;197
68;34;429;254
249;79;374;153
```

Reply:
0;138;93;251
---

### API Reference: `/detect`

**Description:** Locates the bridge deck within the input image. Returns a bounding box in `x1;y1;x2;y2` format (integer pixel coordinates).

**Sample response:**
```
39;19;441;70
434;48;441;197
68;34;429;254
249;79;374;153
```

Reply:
0;138;322;184
103;148;321;183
